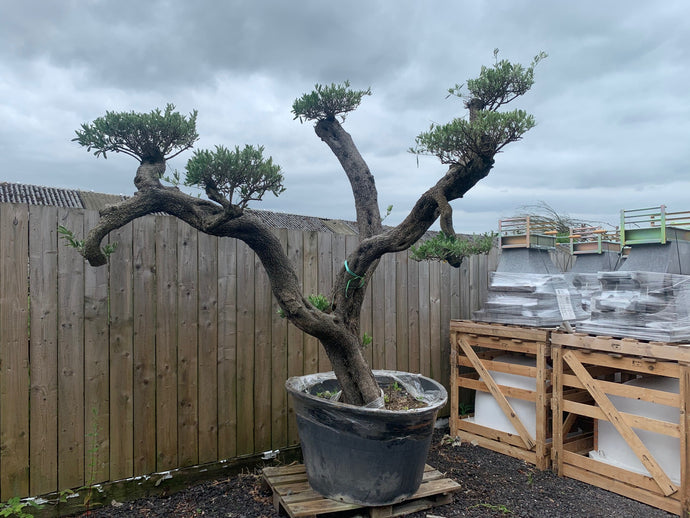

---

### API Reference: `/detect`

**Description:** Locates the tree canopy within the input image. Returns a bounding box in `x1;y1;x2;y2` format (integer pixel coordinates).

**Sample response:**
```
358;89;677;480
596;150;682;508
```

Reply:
73;103;199;163
73;51;545;406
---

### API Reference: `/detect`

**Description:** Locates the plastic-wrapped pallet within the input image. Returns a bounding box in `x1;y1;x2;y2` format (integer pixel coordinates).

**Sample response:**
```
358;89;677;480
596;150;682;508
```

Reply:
565;272;601;313
473;272;588;327
576;271;690;342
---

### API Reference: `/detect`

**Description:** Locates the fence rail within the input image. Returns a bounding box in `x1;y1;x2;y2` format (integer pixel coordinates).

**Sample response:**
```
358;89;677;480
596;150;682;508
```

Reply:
0;203;496;499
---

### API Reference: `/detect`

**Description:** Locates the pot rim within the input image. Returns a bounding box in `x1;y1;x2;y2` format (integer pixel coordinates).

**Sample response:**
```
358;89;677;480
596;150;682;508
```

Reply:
285;369;448;415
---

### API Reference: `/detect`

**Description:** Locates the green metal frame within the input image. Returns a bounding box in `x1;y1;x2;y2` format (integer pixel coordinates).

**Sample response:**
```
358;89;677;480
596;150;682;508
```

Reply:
620;205;690;246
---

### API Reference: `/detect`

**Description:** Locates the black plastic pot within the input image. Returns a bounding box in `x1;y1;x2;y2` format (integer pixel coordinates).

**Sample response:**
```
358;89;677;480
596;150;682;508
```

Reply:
285;370;447;506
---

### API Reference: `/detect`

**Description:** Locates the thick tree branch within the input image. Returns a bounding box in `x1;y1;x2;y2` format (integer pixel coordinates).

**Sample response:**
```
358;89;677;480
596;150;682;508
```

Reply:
314;119;382;239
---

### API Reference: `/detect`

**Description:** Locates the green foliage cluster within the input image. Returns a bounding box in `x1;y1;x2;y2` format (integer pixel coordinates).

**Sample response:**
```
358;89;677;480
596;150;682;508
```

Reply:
410;232;494;266
413;110;535;164
411;50;546;165
277;293;332;318
307;293;332;312
184;145;285;208
292;81;371;123
449;49;547;111
0;497;41;518
73;104;199;163
58;226;117;258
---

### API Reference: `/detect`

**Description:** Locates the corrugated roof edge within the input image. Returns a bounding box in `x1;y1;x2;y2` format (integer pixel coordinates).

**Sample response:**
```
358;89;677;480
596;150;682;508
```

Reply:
0;182;367;235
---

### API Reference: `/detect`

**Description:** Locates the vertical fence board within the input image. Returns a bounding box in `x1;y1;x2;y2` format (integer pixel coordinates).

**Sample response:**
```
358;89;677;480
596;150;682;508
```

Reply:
406;254;420;373
271;229;288;450
371;266;385;371
302;232;319;375
286;230;303;446
132;216;157;476
0;204;30;499
56;208;85;491
235;241;255;455
439;263;452;409
28;206;59;495
449;266;461;321
429;262;441;380
254;254;272;453
317;233;333;372
418;261;431;377
177;224;199;468
83;210;110;486
155;216;178;470
383;253;397;370
198;232;218;464
217;237;237;459
395;252;409;373
109;223;134;481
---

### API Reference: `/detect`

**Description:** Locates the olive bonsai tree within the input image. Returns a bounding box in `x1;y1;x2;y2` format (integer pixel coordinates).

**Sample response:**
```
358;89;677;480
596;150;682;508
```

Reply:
73;51;545;407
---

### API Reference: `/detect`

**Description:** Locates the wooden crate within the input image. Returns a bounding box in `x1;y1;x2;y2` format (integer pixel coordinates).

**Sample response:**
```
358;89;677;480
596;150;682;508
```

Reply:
262;463;460;518
551;331;690;516
449;320;553;470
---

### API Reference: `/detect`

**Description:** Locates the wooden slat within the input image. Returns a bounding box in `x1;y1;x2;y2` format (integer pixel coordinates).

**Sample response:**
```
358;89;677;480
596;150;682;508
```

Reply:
28;206;59;495
418;261;431;377
406;254;420;373
56;208;85;491
563;350;676;496
561;453;681;515
450;320;549;341
83;210;110;486
384;253;397;370
217;236;237;459
395;251;409;373
317;233;333;372
0;204;30;499
680;363;690;515
109;222;134;481
302;231;319;375
132;216;157;475
429;261;441;380
271;229;289;451
551;331;690;364
371;261;386;371
286;230;304;446
454;419;529;449
551;344;564;475
456;336;535;449
177;223;199;467
562;399;680;437
235;240;255;456
439;262;452;414
566;348;679;378
254;250;272;453
456;376;538;402
197;232;218;464
155;216;178;470
561;372;680;407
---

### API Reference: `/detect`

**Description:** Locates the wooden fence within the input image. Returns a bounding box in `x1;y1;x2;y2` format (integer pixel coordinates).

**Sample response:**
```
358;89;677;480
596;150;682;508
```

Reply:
0;203;496;500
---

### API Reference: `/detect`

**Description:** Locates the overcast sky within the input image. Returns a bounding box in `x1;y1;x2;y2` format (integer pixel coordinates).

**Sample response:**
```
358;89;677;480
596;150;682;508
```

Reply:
1;1;688;233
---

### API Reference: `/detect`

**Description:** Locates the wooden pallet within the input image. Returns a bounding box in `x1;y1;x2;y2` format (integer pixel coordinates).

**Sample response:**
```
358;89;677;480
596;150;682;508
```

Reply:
262;464;460;518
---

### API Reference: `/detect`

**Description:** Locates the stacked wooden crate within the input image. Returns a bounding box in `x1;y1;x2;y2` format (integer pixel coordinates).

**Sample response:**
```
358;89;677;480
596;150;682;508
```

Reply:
449;320;553;469
550;331;690;516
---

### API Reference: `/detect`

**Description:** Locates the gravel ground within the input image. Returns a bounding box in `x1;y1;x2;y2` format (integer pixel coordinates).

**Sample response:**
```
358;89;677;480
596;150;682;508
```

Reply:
80;428;676;518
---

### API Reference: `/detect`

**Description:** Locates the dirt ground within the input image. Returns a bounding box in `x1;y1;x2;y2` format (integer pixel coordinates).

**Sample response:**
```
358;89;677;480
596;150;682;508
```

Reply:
80;427;676;518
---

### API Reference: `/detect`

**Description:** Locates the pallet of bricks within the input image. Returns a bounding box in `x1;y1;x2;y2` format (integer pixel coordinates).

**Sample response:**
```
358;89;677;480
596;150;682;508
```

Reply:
551;331;690;515
449;320;555;470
